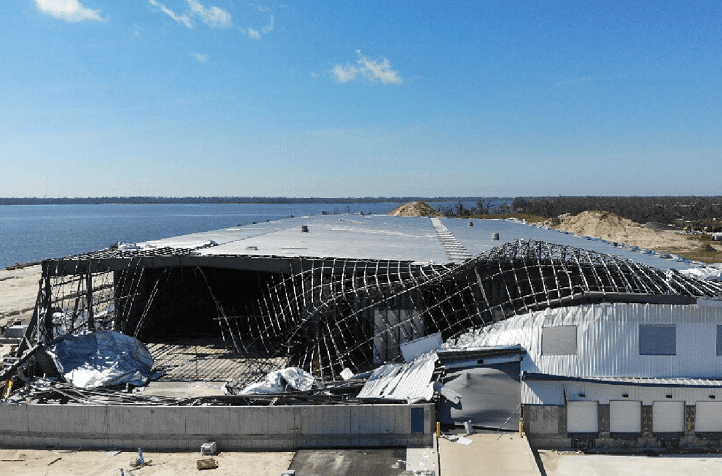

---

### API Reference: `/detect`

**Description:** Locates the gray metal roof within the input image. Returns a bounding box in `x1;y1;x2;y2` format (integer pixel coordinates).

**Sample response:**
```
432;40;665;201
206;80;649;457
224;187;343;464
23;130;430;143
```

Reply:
132;214;707;271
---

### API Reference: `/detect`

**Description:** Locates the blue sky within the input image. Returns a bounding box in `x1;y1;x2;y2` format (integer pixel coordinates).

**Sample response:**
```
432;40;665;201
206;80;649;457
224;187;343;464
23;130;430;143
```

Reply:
2;1;721;198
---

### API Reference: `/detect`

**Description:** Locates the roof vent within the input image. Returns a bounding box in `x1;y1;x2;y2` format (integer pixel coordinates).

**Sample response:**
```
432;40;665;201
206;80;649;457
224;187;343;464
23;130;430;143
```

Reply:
492;232;500;240
301;225;309;233
468;221;474;227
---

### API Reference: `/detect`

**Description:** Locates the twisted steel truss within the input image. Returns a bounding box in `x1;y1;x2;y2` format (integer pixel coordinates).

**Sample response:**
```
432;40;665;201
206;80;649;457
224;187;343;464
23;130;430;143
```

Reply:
28;239;722;385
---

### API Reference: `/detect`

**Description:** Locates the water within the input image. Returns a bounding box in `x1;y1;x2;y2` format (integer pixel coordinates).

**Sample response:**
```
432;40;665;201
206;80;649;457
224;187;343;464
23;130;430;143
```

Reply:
0;200;506;269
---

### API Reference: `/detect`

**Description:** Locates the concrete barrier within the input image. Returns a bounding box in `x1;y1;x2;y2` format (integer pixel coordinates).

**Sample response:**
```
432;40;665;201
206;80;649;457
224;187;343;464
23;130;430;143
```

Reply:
0;403;434;451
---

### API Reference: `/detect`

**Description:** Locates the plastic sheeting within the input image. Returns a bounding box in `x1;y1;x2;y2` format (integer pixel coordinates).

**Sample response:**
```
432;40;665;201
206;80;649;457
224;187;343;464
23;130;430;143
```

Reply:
236;367;315;395
680;266;722;282
46;330;154;388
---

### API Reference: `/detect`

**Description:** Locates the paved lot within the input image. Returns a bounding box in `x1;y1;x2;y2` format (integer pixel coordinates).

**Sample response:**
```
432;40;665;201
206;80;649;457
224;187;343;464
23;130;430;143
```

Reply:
538;450;722;476
439;432;540;476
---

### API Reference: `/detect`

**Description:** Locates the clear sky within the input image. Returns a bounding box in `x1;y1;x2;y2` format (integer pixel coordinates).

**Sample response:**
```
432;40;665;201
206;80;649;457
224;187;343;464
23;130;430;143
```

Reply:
2;1;721;198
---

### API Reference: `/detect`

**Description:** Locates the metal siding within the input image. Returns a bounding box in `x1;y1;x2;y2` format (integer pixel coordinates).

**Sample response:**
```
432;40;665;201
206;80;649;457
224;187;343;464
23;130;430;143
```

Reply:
566;401;599;433
695;402;722;432
521;380;564;405
609;400;642;433
464;303;722;379
652;401;685;433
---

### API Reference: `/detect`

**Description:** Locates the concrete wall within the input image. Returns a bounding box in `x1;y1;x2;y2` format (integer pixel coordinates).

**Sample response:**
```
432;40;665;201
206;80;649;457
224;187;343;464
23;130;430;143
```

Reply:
0;403;434;451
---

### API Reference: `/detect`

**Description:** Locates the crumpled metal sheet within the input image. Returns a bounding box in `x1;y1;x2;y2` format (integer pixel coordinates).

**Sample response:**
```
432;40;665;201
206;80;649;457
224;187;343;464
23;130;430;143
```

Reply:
236;367;315;395
46;330;154;388
357;353;437;403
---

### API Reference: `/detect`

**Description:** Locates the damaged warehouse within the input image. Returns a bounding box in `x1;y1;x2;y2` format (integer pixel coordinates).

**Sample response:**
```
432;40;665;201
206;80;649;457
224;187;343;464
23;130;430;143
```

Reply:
2;214;722;451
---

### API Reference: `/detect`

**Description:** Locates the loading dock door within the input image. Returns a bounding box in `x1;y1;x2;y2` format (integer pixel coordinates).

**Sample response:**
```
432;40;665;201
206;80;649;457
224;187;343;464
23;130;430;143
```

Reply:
610;400;642;433
652;401;684;433
695;402;722;433
566;401;598;434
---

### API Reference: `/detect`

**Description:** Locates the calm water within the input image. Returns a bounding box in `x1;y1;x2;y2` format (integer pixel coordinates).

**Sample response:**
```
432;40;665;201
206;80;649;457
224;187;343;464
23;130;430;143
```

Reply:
0;201;496;269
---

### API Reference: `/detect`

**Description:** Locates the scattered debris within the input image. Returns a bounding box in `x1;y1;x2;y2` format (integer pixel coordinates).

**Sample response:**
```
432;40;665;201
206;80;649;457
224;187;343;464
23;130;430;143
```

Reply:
228;367;315;395
197;457;218;470
200;442;217;456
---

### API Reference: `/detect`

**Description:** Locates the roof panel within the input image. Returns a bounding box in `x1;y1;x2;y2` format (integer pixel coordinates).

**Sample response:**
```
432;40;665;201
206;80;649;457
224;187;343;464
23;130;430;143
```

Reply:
119;214;711;270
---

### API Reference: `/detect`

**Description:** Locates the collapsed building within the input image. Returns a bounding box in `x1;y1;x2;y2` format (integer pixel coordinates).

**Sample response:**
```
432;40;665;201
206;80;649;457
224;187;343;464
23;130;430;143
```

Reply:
2;214;722;451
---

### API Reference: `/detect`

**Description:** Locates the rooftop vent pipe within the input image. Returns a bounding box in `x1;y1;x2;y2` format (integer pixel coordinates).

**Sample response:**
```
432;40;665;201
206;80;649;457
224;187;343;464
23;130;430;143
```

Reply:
301;225;309;233
492;232;499;240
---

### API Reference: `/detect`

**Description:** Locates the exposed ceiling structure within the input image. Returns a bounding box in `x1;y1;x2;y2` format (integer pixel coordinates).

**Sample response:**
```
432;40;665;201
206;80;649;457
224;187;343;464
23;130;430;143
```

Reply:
16;214;722;388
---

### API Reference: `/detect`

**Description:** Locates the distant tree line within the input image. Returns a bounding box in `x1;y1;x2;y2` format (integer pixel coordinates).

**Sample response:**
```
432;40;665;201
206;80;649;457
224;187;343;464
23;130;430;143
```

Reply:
512;196;722;224
0;196;490;206
437;199;513;217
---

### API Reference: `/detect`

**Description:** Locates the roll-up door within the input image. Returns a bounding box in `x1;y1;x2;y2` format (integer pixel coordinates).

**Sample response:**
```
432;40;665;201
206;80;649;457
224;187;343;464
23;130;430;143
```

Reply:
610;400;642;433
695;402;722;432
652;401;684;433
567;401;598;433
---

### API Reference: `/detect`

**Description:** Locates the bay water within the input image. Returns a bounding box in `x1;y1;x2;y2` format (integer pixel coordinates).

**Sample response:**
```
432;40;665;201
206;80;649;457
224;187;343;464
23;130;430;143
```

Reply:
0;201;494;269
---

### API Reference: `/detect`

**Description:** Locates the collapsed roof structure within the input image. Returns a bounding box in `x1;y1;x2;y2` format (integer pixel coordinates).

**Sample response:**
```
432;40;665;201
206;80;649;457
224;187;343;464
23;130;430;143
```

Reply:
3;213;722;450
12;216;721;385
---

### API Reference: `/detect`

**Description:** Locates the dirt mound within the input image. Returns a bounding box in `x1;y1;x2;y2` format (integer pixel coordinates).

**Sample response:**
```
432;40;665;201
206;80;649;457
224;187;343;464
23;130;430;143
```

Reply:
554;210;689;251
389;201;440;217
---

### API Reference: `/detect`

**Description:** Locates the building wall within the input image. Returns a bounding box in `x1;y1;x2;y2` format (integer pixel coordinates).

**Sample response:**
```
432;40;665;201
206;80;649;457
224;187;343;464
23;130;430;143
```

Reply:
0;403;434;451
522;379;722;406
469;302;722;379
524;400;722;451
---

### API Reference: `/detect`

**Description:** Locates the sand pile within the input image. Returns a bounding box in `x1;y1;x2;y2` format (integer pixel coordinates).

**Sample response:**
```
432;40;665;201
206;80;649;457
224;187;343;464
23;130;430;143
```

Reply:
389;201;441;217
554;210;689;251
0;265;41;326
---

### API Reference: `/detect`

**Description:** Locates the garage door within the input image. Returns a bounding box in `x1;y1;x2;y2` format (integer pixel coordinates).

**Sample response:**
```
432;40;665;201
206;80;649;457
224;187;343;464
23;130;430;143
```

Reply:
652;401;684;433
695;402;722;433
610;400;641;433
567;401;598;433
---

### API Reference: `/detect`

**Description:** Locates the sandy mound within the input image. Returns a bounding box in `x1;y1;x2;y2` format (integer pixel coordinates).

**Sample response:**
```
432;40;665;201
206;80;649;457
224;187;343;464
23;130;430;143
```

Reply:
554;210;690;251
0;265;41;326
389;201;441;217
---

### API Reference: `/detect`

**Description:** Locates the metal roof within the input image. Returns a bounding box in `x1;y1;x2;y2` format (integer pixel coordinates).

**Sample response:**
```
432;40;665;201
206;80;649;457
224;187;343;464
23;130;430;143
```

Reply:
524;372;722;388
121;214;708;271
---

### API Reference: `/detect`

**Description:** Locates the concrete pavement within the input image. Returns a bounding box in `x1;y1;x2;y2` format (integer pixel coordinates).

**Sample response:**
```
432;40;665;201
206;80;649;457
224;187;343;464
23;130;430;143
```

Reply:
438;432;540;476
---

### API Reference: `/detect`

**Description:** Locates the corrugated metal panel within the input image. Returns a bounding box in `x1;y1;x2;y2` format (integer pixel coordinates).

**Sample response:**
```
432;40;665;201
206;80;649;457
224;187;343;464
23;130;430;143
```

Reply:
400;333;443;363
523;378;722;405
453;303;722;379
521;380;564;405
357;354;436;403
